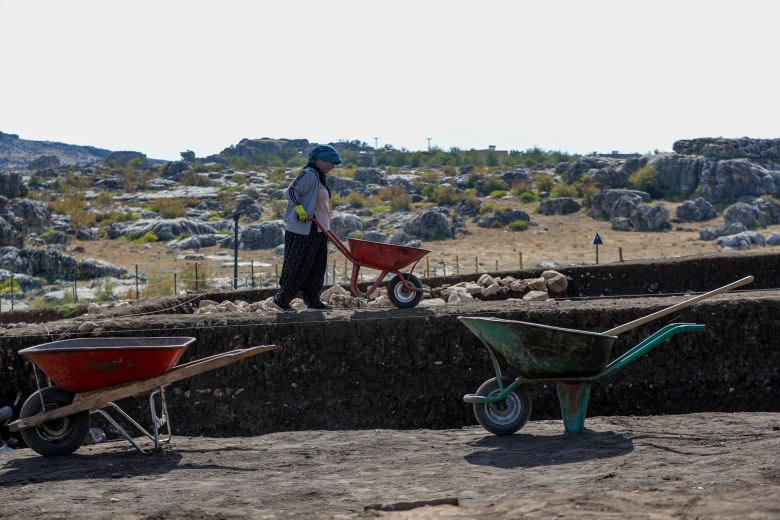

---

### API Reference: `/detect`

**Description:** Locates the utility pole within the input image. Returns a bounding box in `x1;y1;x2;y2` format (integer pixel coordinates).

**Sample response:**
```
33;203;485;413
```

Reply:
373;137;379;150
426;137;431;151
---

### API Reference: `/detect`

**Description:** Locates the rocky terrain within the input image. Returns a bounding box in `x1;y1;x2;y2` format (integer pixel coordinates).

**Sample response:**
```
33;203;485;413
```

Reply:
3;136;780;312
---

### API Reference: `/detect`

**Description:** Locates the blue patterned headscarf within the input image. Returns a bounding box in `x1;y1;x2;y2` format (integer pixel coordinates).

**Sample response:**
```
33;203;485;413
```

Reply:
307;144;342;164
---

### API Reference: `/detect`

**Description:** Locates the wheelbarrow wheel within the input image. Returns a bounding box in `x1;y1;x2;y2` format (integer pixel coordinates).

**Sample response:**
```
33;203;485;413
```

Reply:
473;377;532;436
388;273;423;309
19;386;90;457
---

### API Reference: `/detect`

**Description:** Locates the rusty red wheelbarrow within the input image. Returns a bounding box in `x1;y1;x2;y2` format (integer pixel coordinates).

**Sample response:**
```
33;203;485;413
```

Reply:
9;337;275;456
310;217;431;308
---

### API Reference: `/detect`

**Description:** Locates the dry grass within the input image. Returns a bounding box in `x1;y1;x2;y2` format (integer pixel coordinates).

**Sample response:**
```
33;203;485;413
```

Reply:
66;199;752;288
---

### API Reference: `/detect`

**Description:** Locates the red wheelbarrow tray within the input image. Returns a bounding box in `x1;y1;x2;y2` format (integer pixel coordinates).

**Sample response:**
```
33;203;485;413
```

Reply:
18;337;196;393
346;238;430;272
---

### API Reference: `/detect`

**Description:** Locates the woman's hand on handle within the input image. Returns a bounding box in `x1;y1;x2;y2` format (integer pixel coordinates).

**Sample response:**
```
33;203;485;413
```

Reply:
294;204;308;222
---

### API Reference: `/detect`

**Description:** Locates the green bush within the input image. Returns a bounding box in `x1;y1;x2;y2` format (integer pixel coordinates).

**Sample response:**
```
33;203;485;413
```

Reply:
510;180;533;197
93;276;116;302
460;191;481;211
146;271;176;297
490;220;504;228
581;185;600;209
148;198;187;219
519;191;538;203
377;186;411;211
193;163;224;173
0;278;21;293
479;204;500;215
180;263;210;291
180;170;212;187
126;231;158;243
231;173;249;184
347;192;366;209
479;176;507;196
629;165;660;196
508;219;529;231
489;190;507;198
550;184;578;198
532;174;555;193
422;184;460;206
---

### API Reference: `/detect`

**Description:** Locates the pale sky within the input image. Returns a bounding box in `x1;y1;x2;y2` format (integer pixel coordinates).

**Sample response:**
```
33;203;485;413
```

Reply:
1;0;778;161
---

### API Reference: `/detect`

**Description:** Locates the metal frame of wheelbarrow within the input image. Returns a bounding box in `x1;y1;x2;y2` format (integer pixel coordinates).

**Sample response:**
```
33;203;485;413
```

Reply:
309;217;431;307
463;323;704;435
10;345;275;455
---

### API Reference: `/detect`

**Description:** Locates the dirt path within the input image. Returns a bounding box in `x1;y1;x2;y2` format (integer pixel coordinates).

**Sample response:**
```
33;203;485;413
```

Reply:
2;412;779;519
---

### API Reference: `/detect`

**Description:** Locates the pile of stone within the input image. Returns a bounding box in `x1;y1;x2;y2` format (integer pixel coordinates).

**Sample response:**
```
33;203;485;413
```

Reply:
191;270;570;314
84;270;571;316
193;285;397;314
431;270;568;304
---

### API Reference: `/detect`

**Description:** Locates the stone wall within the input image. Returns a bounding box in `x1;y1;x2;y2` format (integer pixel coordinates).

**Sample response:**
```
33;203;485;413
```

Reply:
6;250;770;326
1;288;778;438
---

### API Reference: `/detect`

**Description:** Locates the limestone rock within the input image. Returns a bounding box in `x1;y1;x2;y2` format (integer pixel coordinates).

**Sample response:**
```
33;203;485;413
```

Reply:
676;197;717;222
715;231;765;251
523;290;550;301
233;221;284;250
477;274;496;287
107;218;220;241
480;284;501;298
590;189;651;220
0;172;28;198
699;223;747;241
403;210;453;240
723;202;763;228
105;151;148;168
542;271;568;293
27;155;61;170
331;214;364;240
477;209;531;229
538;197;580;216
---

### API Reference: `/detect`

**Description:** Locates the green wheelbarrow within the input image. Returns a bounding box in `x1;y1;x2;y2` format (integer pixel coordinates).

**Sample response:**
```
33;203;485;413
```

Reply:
460;276;753;436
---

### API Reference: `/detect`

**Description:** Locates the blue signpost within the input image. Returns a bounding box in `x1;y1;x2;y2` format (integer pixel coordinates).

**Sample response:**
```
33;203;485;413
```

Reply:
592;233;603;264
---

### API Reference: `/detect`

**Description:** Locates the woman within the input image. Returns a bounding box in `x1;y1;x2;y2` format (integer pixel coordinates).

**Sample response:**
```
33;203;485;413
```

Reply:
269;144;341;312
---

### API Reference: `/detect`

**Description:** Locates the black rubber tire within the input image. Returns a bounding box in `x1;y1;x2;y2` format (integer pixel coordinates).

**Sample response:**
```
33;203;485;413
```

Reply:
19;386;90;457
387;273;424;308
473;377;532;435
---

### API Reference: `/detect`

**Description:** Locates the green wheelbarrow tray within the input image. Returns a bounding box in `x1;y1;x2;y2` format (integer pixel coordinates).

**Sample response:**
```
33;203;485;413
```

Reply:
460;316;705;435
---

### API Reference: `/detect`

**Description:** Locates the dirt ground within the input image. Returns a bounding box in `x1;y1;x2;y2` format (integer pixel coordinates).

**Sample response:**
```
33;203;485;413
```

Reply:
2;412;779;519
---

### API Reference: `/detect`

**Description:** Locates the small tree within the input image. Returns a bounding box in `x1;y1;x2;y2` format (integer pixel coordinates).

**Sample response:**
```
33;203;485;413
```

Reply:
180;150;196;162
629;165;661;197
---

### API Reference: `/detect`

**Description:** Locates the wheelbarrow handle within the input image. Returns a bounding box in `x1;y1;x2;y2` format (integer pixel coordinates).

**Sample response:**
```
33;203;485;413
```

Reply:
603;275;754;336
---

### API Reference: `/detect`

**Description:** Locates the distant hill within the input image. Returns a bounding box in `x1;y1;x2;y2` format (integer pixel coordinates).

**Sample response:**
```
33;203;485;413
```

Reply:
0;131;112;170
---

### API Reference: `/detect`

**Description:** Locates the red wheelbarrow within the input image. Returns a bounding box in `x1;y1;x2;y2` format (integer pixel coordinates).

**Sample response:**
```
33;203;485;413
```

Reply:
9;337;275;456
310;217;431;308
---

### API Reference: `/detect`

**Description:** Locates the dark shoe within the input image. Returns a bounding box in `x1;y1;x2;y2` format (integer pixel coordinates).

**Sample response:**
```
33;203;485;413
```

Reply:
268;300;297;313
305;300;334;312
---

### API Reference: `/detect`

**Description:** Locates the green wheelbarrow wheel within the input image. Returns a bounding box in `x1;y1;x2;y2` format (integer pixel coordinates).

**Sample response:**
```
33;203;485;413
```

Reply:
473;377;532;435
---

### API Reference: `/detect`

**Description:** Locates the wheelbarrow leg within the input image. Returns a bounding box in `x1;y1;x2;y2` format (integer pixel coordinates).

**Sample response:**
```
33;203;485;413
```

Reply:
88;388;172;453
556;383;592;435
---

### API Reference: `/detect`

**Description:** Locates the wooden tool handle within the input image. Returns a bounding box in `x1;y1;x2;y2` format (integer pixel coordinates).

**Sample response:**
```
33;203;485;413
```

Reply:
603;276;754;336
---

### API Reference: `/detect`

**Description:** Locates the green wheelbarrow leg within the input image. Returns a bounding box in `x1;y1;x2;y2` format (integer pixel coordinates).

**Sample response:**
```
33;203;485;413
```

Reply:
556;382;592;435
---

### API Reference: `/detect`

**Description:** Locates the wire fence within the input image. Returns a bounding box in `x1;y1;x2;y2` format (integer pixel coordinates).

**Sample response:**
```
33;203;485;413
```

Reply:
0;250;535;312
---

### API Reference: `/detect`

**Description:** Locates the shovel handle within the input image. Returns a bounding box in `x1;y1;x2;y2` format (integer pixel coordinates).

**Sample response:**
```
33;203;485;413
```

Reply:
603;276;754;336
